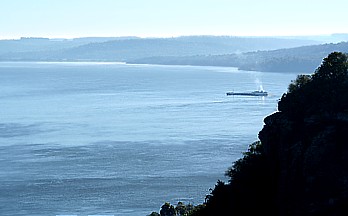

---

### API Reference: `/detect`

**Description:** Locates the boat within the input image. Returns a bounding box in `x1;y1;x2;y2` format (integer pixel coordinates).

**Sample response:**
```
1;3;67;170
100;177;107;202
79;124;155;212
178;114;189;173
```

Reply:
226;90;268;96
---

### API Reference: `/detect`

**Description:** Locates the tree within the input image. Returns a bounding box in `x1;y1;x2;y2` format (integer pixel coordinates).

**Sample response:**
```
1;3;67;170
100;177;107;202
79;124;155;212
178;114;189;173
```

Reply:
288;74;312;93
152;52;348;216
313;52;348;82
175;202;187;216
279;52;348;118
160;202;176;216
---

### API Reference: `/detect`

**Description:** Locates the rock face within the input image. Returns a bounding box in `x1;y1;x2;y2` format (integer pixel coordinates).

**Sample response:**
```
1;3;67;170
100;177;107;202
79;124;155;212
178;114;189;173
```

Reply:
258;52;348;215
259;111;348;215
195;52;348;216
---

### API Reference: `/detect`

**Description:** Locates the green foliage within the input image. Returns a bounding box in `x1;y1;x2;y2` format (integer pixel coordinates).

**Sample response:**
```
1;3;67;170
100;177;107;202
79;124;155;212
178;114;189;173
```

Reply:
225;141;263;181
279;52;348;118
160;202;176;216
190;140;276;215
151;52;348;216
175;201;193;216
149;141;273;216
288;74;312;93
149;202;198;216
186;204;206;216
313;52;348;82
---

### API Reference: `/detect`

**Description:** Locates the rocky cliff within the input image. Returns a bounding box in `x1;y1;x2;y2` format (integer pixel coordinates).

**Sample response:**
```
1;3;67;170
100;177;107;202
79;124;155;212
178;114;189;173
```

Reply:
193;52;348;216
258;52;348;215
259;111;348;215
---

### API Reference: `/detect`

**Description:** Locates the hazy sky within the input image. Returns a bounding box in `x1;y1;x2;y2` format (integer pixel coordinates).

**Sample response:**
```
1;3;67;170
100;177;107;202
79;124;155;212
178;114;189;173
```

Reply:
1;0;348;39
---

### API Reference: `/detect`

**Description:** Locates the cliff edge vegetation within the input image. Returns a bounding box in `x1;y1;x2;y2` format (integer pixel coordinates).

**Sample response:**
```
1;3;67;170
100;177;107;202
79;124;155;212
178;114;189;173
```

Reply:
150;52;348;216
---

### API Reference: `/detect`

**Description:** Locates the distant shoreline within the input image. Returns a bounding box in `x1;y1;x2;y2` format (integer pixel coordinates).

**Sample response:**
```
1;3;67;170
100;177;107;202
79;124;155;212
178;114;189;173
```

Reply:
0;60;245;72
0;60;302;74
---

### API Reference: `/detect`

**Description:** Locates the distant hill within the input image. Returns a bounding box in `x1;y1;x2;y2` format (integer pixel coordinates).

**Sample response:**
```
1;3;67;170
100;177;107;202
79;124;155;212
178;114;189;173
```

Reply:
237;42;348;73
131;42;348;73
275;33;348;43
0;37;138;55
0;36;320;62
3;35;347;73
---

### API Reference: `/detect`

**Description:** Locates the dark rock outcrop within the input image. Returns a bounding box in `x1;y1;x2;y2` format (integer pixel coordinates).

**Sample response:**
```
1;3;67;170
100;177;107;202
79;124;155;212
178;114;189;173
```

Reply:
259;52;348;215
259;111;348;215
194;52;348;216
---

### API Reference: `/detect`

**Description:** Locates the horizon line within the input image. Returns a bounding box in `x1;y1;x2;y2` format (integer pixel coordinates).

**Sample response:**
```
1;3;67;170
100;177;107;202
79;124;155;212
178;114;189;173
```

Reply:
1;33;348;40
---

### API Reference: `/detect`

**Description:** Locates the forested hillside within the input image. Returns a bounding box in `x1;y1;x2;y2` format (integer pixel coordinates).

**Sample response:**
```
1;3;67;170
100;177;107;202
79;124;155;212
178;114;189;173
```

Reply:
131;42;348;73
0;36;319;62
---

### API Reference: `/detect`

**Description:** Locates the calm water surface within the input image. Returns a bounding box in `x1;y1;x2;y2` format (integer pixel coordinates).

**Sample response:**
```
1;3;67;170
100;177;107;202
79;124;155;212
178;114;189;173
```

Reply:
0;62;296;216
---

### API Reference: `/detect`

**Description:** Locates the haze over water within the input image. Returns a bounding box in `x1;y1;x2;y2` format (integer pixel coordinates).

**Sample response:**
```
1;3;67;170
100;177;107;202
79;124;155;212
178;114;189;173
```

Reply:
0;62;295;215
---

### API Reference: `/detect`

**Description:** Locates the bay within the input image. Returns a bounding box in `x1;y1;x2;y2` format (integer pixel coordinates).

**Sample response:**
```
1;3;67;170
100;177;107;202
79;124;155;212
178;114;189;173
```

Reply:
0;62;296;216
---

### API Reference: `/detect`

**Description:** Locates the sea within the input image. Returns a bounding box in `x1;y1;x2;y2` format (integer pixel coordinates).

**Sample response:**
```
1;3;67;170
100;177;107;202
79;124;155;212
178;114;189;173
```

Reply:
0;62;296;216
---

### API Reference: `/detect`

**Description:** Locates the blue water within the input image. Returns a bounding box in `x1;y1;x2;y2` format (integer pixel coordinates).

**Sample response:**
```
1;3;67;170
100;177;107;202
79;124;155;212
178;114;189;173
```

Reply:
0;62;296;216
